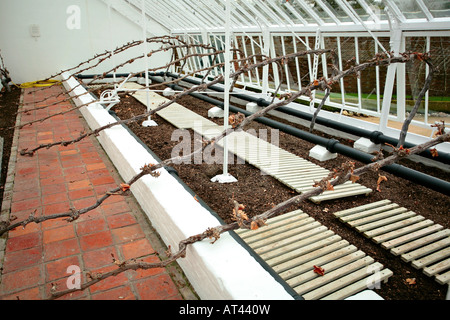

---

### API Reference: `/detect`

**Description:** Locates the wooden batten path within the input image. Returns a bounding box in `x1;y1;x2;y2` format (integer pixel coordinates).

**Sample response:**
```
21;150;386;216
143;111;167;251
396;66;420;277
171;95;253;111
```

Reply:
334;200;450;285
235;209;393;300
125;84;372;203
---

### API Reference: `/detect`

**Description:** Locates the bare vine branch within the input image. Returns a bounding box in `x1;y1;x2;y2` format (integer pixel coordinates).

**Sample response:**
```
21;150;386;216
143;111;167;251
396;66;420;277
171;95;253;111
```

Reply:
1;40;444;300
397;53;435;147
48;131;449;299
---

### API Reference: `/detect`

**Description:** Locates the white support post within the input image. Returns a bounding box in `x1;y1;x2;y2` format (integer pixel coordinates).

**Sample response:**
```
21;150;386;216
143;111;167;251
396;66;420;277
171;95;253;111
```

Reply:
107;2;117;89
424;35;430;127
211;0;236;184
396;33;406;122
310;29;321;112
261;28;271;98
379;20;402;133
141;0;157;127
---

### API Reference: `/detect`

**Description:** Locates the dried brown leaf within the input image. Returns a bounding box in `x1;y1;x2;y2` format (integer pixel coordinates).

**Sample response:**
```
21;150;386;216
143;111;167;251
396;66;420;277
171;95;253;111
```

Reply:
430;148;439;158
350;174;360;183
313;265;325;276
376;175;387;192
120;183;130;192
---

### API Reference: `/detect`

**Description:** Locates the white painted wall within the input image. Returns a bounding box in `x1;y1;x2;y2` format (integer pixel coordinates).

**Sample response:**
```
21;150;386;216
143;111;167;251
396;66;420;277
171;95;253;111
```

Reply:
0;0;170;84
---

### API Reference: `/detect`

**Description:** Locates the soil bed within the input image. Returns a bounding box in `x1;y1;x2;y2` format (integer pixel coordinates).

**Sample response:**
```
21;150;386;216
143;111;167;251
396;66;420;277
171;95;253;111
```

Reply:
0;86;21;207
111;85;449;300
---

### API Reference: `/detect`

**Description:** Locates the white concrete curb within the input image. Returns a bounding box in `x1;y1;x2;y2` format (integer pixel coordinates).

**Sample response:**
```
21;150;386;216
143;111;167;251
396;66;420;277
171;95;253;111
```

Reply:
61;73;294;300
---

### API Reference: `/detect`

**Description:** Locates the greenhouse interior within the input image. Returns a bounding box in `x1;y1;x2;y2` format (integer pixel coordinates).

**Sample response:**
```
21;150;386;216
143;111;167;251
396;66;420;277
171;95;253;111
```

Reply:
0;0;449;302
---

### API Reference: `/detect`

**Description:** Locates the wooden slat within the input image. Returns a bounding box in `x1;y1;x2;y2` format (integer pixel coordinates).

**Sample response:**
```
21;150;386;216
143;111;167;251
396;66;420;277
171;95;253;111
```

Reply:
402;237;450;263
435;270;450;285
257;228;333;258
274;240;352;276
287;251;368;289
355;211;417;233
367;216;428;241
412;247;450;270
347;207;409;228
333;201;449;285
423;258;450;277
250;220;322;250
265;235;343;268
297;258;376;299
238;213;311;243
333;200;392;218
236;209;392;300
381;224;444;250
338;203;401;223
321;268;393;300
390;229;450;256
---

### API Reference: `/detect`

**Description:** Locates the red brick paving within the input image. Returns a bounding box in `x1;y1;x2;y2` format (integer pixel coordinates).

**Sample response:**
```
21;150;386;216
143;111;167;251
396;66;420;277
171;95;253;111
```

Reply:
0;86;193;300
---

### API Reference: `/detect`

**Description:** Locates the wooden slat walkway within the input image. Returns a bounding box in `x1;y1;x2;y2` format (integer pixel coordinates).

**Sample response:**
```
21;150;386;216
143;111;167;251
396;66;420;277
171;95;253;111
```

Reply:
235;209;393;300
333;200;450;285
124;85;372;203
214;130;372;203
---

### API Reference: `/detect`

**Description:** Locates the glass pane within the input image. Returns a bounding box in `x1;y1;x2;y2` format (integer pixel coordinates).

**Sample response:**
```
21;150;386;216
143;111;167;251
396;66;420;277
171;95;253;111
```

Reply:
425;0;450;18
391;0;427;19
291;36;311;89
321;0;354;23
249;2;279;25
404;37;427;115
347;0;372;21
274;1;305;24
405;36;450;118
288;1;318;24
323;37;344;106
304;0;334;23
339;37;358;106
364;0;388;21
427;37;450;116
358;37;378;112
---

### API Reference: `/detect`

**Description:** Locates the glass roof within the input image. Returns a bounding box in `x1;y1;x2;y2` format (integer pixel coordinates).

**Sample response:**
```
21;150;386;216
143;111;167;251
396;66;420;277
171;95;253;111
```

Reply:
118;0;450;33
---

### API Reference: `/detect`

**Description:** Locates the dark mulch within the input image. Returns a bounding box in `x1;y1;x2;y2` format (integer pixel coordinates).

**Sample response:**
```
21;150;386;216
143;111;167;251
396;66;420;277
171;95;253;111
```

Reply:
0;86;21;206
111;85;449;300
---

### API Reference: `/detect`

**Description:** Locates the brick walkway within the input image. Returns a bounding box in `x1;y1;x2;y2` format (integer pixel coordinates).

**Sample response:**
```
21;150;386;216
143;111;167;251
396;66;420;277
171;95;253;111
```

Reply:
0;85;196;300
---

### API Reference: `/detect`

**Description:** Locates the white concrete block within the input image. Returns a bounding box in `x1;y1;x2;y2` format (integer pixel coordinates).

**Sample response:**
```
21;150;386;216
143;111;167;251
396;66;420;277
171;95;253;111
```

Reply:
246;102;262;113
345;290;384;300
163;87;175;97
354;137;381;153
142;118;158;127
137;77;147;85
309;145;337;161
210;173;237;183
208;106;224;118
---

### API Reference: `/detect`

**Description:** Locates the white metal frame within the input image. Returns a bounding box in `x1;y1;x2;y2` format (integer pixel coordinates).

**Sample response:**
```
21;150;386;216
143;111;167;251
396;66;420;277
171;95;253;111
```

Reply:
103;0;450;133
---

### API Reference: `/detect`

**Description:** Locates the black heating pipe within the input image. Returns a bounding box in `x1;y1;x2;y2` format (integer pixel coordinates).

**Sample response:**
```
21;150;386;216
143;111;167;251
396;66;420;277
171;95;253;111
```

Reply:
162;72;450;165
75;73;450;196
152;76;450;197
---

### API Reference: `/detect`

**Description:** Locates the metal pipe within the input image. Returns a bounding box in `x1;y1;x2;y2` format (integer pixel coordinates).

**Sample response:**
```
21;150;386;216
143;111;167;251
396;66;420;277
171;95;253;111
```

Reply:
164;72;450;165
74;72;450;195
154;76;450;196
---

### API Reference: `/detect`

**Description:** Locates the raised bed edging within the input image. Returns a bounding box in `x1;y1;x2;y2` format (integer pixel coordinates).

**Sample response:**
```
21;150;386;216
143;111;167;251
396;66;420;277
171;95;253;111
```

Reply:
61;72;295;300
